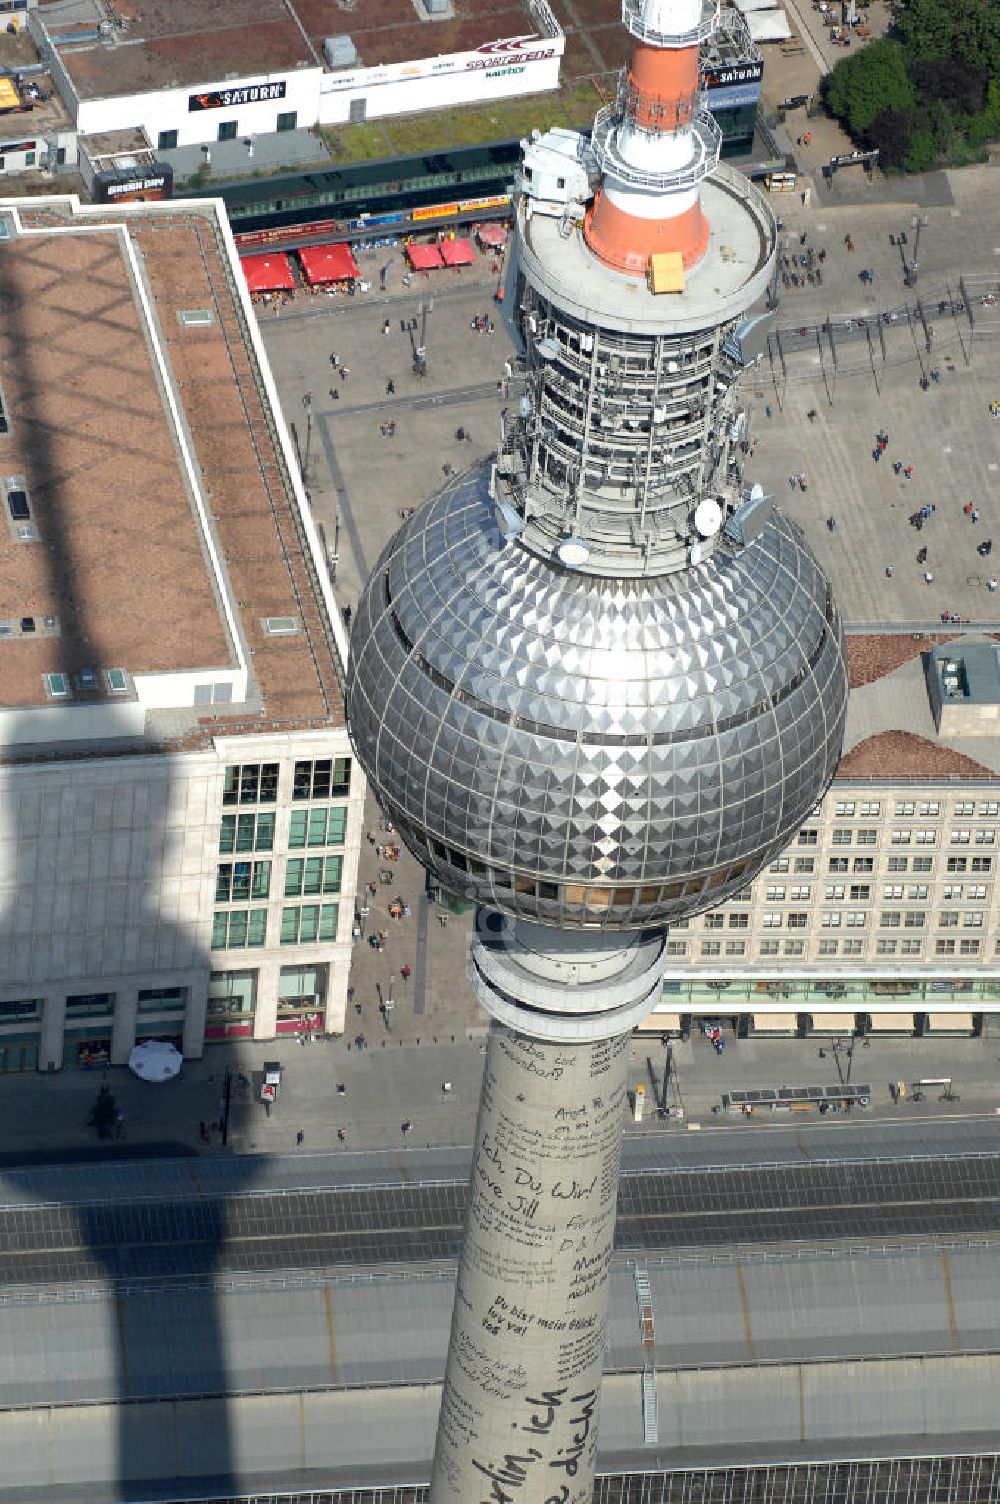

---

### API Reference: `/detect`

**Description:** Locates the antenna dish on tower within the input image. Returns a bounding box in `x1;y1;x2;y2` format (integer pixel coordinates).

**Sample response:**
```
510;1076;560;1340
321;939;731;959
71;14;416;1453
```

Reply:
694;498;723;538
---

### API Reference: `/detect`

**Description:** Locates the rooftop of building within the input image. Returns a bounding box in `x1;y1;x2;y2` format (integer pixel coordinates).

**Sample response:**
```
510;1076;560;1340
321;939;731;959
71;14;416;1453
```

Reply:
0;70;72;141
37;0;558;100
841;634;999;780
0;195;345;751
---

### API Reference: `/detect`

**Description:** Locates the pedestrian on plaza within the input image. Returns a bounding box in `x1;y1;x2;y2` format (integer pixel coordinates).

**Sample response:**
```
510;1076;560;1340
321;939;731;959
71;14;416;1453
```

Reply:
972;508;980;523
826;516;837;532
917;547;928;564
386;378;395;395
807;409;817;422
401;964;412;981
401;1120;411;1135
893;461;902;475
382;318;391;335
330;387;339;400
338;1127;347;1142
923;571;934;584
803;132;811;145
765;405;773;418
885;565;894;578
296;1130;305;1147
904;465;914;479
989;578;998;593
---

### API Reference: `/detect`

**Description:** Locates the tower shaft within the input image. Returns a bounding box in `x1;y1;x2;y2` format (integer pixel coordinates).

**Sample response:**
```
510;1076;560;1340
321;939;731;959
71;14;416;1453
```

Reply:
429;1028;629;1504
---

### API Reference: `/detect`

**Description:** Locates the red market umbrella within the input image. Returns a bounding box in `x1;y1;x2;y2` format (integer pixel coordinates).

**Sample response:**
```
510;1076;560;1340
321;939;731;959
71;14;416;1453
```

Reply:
298;241;361;285
241;252;295;293
407;242;445;270
440;238;476;267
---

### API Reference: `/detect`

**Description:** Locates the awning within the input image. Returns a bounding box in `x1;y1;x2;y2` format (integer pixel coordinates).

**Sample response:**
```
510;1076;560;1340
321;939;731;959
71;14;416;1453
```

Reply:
440;237;476;267
476;223;509;248
649;251;685;294
746;9;792;40
635;1010;681;1032
407;242;445;270
298;241;360;284
868;1012;914;1032
810;1012;855;1030
751;1012;797;1032
926;1011;975;1033
241;252;295;293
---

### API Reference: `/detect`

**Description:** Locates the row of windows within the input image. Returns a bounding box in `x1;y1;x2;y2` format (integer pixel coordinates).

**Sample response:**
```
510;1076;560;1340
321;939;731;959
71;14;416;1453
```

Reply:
219;805;348;854
800;826;997;847
222;759;351;807
211;904;339;950
833;800;1000;818
214;855;344;905
671;935;989;958
157;111;298;153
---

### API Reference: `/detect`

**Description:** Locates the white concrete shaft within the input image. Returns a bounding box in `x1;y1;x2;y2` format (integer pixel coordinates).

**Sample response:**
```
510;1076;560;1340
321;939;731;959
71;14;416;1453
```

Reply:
428;1025;631;1504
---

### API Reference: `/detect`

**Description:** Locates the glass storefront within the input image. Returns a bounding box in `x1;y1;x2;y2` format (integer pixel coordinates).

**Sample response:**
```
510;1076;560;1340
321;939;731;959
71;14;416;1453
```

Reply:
276;963;327;1037
64;1028;113;1069
661;976;997;1006
0;1032;39;1072
206;969;256;1041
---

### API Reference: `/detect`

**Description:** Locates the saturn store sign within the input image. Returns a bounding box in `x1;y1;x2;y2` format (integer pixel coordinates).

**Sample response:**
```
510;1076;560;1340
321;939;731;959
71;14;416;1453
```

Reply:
189;81;287;112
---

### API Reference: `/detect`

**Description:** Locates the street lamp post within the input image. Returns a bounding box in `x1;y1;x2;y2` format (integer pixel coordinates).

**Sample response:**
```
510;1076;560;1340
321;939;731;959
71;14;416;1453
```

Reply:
905;215;929;287
302;390;314;483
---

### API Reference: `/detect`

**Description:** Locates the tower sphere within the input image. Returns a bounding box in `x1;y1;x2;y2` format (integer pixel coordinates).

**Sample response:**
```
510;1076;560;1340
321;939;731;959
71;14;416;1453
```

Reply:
347;466;847;933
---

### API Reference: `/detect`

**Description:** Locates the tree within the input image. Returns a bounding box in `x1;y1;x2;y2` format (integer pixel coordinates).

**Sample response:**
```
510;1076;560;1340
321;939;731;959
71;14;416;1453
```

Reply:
865;109;917;169
825;40;917;137
967;78;1000;148
912;55;986;116
901;0;1000;79
904;128;938;172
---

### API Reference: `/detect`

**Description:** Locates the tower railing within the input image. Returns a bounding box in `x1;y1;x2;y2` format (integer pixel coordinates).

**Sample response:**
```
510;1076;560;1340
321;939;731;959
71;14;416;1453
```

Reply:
621;0;719;46
590;106;722;193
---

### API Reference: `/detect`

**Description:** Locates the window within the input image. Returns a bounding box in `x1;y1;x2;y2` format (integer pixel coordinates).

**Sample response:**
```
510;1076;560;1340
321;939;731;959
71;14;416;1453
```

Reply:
828;858;849;874
219;812;275;853
846;911;867;927
876;939;897;955
106;668;128;694
797;829;818;846
825;884;845;900
293;757;351;800
284;855;343;897
665;940;687;956
954;801;975;817
790;885;812;901
907;884;928;900
218;119;238;141
952;829;972;845
849;884;871;901
936;938;956;956
904;911;925;928
758;939;780;956
901;939;922;955
843;939;865;955
770;857;790;873
276;109;298;131
783;940;804;956
788;912;808;928
727;913;749;929
158;129;178;149
883;884;904;900
65;992;114;1017
880;912;901;928
888;857;908;872
223;763;278;805
766;886;786;901
860;801;881;817
976;829;996;844
853;857;874;873
943;884;962;900
211;909;267;949
704;913;724;929
857;829;878;846
891;830;911;845
912;856;934;873
969;884;988;900
280;903;339;944
700;940;722;956
794;857;815;874
973;857;993;871
919;801;940;817
288;806;348;848
724;941;745;956
960;938;981;955
979;802;1000;817
895;801;915;817
44;672;69;699
762;911;782;927
947;856;968;873
822;912;841;928
138;987;187;1014
835;801;856;817
939;911;959;928
963;911;984;927
915;829;937;845
216;860;271;903
832;829;852;846
818;939;838;955
0;997;42;1021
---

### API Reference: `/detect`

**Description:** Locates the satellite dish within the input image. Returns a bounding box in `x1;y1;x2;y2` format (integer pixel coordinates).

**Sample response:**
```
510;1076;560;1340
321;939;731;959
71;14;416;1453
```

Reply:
688;542;703;566
558;537;590;568
693;498;723;538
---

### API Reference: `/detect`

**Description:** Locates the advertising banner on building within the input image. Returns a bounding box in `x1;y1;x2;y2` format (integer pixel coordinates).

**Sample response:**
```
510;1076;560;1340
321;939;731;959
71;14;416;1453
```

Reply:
93;162;174;203
189;81;287;112
322;33;562;93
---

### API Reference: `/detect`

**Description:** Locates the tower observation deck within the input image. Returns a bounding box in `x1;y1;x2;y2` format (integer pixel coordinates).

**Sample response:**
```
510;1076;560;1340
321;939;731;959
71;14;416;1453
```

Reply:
346;0;848;1498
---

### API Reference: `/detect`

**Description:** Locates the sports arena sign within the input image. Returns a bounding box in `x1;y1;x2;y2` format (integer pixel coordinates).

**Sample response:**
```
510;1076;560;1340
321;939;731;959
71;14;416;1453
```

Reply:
323;32;563;91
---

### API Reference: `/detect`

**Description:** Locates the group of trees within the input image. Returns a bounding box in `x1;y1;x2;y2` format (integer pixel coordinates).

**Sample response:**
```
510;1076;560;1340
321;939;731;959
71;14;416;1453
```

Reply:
824;0;1000;172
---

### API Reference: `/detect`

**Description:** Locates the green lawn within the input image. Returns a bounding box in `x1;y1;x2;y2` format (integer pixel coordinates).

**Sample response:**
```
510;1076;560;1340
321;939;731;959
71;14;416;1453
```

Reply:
321;82;605;166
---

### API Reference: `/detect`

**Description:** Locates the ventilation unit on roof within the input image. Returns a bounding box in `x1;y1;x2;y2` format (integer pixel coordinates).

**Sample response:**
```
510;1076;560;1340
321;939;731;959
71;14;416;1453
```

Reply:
324;34;357;67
